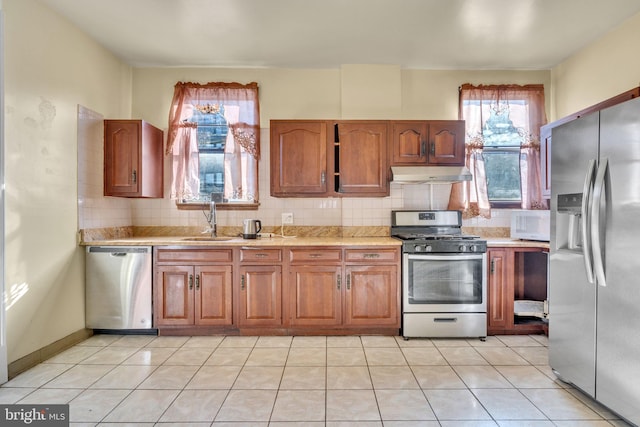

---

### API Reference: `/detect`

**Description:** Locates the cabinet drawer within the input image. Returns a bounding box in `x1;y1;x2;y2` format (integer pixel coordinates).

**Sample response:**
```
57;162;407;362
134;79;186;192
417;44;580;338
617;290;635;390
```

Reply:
289;248;342;263
240;248;282;263
155;248;233;264
345;248;399;263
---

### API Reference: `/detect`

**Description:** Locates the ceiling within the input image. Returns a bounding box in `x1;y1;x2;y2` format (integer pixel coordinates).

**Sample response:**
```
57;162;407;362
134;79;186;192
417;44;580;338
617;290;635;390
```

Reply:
40;0;640;70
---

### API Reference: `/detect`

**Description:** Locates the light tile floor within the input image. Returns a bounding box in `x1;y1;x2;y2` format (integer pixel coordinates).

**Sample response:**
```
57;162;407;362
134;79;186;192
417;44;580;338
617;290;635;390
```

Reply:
0;334;634;426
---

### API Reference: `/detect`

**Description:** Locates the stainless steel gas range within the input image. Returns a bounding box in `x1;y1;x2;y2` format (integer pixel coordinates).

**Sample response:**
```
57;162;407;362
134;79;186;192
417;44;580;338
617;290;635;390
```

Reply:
391;210;487;340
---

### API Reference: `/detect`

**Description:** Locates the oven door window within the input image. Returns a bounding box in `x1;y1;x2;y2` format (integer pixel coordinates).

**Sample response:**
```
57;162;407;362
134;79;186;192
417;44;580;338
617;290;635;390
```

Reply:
406;254;485;304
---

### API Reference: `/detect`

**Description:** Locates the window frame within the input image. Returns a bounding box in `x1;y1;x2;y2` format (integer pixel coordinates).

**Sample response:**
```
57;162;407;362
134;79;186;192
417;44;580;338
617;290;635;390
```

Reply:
481;145;523;209
455;84;547;216
168;82;260;211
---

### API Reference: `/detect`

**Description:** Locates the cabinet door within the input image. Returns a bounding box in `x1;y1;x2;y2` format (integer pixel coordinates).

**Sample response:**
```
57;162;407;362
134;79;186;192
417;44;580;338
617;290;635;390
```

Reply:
155;265;194;326
239;266;282;326
195;265;233;326
139;121;164;198
289;265;342;326
344;265;399;326
104;120;140;195
391;121;428;164
336;121;389;195
104;120;163;198
487;248;514;331
270;121;329;196
427;121;465;165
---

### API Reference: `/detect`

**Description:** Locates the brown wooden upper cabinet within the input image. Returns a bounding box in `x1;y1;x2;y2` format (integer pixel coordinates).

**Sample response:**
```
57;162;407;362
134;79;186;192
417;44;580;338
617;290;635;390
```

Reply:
335;121;389;196
104;119;164;198
391;120;466;166
270;120;330;196
270;120;389;197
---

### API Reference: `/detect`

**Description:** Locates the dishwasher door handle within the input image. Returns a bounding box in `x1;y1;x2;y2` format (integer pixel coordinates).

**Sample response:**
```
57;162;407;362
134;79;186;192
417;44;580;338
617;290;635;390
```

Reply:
88;246;151;254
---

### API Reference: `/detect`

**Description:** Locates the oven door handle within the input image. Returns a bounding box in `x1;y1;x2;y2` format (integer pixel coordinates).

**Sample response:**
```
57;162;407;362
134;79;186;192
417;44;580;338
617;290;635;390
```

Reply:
404;254;485;261
433;317;458;323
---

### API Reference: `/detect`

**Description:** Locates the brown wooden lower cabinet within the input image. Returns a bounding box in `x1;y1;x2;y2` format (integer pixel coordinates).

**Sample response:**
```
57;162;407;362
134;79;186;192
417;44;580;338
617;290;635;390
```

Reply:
153;245;401;335
155;262;233;327
487;246;549;335
287;247;400;332
154;248;234;332
238;265;282;327
344;265;399;326
288;265;342;327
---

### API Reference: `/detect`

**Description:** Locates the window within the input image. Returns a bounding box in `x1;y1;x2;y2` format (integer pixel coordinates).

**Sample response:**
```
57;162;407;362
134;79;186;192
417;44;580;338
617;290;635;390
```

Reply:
167;82;260;208
449;84;547;218
190;107;227;198
480;104;526;204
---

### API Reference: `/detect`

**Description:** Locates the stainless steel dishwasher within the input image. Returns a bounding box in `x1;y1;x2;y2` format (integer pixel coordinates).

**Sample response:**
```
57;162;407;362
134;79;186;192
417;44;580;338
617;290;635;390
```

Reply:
85;246;153;330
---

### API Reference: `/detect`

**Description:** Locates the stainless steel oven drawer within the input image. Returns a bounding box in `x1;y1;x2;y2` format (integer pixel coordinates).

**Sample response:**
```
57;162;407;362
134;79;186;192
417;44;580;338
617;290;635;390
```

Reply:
402;312;486;338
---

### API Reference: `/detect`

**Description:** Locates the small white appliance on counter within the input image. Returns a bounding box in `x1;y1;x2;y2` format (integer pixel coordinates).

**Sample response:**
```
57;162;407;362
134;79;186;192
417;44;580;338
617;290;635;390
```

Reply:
510;209;550;241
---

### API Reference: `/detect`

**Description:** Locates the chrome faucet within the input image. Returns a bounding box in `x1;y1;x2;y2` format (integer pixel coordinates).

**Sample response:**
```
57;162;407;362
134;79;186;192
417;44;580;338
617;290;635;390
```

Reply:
205;194;217;237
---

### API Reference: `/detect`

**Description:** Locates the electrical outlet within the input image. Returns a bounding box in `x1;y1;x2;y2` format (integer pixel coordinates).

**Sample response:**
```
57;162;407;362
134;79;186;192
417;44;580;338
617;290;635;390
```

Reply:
281;212;294;225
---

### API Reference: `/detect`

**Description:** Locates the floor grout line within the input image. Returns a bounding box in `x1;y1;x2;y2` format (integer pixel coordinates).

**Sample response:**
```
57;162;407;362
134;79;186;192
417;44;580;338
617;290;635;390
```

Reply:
0;334;633;426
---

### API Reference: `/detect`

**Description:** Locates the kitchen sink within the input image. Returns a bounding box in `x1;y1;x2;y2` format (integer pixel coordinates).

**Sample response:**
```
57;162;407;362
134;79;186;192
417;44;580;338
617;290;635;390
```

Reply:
181;236;235;241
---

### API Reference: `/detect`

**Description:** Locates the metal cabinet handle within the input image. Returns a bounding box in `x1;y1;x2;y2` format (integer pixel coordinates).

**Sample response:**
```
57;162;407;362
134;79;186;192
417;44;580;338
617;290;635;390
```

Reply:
420;141;426;157
346;274;351;290
255;253;268;258
430;143;435;156
241;274;245;291
321;171;326;184
189;274;193;290
363;253;380;259
132;169;137;184
195;274;200;290
490;259;495;274
309;254;322;258
337;274;341;290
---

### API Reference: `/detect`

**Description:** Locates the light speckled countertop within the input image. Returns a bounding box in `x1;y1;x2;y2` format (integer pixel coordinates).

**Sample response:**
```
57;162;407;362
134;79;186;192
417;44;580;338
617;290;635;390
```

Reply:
80;236;548;249
80;236;402;247
78;226;547;249
486;238;549;249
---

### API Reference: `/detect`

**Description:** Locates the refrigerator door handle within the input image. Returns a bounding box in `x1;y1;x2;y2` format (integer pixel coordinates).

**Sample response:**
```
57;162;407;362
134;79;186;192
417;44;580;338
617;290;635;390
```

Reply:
591;157;610;287
580;159;597;284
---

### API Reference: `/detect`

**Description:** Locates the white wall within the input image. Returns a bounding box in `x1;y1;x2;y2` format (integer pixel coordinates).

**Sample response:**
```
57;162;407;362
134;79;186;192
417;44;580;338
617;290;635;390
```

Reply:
126;67;550;232
551;11;640;119
3;0;131;363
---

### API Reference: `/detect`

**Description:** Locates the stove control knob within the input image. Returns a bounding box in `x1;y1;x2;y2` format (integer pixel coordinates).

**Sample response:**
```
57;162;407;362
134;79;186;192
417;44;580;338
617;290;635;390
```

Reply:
414;244;423;252
458;245;467;252
469;245;477;252
424;245;432;252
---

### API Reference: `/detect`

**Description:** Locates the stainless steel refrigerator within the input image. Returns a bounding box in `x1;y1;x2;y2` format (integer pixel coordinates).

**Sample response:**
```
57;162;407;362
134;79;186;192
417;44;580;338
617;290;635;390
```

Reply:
550;96;640;425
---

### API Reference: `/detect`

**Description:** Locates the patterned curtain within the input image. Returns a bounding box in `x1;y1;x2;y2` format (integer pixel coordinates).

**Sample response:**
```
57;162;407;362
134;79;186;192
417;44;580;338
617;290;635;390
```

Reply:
167;82;260;202
449;84;548;218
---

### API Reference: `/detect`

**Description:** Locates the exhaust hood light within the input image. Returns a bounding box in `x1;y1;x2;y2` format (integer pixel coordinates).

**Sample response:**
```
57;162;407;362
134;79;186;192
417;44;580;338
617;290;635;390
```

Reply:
391;166;472;184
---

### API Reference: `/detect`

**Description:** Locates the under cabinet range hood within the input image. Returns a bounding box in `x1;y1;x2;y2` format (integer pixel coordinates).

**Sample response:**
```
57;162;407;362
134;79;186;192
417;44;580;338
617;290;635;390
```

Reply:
391;166;472;184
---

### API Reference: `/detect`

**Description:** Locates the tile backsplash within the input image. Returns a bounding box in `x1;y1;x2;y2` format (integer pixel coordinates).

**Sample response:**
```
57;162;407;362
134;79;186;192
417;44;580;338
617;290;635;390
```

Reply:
77;108;513;233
